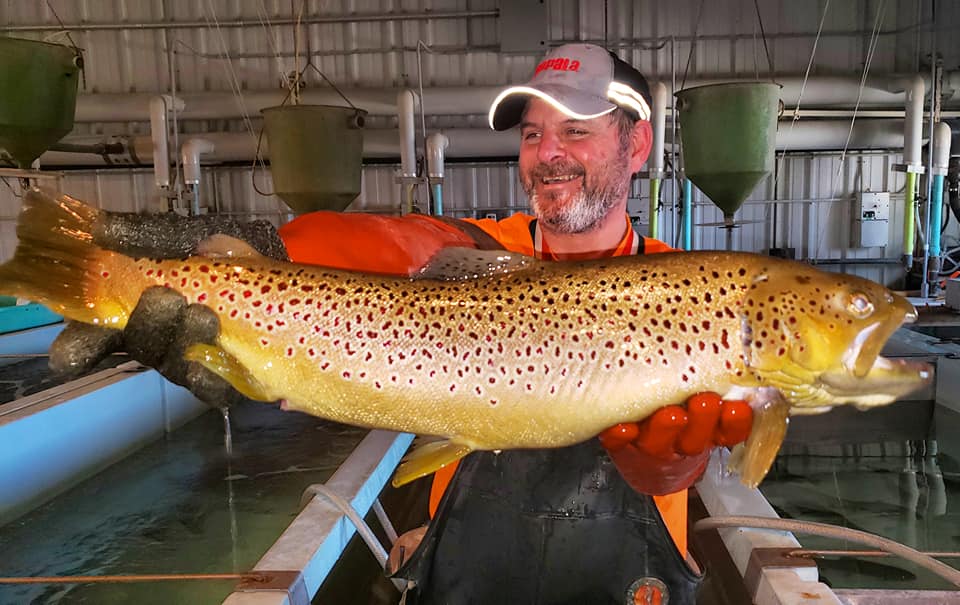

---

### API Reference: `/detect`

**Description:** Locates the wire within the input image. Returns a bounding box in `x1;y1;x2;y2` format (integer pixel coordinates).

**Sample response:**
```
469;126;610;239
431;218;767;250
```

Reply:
752;0;775;81
680;0;707;91
837;0;886;173
774;0;830;193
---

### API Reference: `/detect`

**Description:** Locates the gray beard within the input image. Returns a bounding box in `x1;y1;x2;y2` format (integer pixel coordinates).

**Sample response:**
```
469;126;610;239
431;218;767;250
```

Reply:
523;158;632;235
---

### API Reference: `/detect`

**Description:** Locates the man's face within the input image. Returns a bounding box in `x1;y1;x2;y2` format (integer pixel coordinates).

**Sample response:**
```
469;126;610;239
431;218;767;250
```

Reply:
518;98;633;234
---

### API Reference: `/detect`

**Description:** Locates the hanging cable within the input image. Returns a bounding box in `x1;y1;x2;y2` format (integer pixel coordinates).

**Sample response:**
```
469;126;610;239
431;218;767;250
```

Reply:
773;0;831;194
837;0;887;173
680;0;707;91
751;0;775;82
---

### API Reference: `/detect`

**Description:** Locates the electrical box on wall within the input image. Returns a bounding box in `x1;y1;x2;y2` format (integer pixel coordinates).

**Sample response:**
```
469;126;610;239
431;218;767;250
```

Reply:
852;191;890;248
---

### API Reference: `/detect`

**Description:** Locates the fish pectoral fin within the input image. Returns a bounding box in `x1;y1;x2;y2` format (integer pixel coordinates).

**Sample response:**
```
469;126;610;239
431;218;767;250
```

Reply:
727;388;791;488
392;440;473;487
195;234;265;259
183;343;274;402
415;247;539;281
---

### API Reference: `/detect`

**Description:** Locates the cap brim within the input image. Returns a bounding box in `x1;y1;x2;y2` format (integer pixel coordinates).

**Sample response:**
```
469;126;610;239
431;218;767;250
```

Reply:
488;84;617;131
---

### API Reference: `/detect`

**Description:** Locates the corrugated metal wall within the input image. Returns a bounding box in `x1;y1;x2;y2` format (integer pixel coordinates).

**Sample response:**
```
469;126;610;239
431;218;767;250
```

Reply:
1;0;956;288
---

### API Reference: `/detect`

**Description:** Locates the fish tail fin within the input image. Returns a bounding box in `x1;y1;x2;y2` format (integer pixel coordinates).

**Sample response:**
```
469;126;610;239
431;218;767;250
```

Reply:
728;392;791;488
0;188;144;327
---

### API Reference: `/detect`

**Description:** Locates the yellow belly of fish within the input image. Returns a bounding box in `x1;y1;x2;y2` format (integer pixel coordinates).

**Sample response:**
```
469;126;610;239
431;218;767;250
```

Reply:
218;328;737;450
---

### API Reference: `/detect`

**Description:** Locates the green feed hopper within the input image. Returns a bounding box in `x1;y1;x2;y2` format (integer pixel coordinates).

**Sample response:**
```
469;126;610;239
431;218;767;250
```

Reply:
262;104;367;214
675;82;780;223
0;36;81;168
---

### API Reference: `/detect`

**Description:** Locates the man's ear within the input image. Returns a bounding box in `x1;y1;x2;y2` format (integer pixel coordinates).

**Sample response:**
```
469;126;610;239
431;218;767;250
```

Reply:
629;120;653;174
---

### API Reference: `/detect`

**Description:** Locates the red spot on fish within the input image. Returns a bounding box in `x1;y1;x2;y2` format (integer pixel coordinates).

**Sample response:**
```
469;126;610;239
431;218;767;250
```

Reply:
199;265;209;273
197;293;207;303
101;271;110;278
243;290;252;298
261;285;271;294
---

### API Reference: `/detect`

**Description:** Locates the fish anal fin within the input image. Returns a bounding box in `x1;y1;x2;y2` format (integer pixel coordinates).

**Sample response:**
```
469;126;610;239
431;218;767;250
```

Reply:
416;247;539;281
196;234;265;259
183;343;273;402
727;388;791;488
392;440;473;487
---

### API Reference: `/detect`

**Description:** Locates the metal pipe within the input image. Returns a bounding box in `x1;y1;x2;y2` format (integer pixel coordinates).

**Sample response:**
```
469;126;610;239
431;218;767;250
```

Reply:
47;141;126;155
904;171;918;268
3;10;499;32
27;120;920;167
929;123;953;279
149;95;183;189
71;75;960;124
693;516;960;589
649;82;668;240
181;138;215;215
682;179;693;250
805;258;903;265
426;132;449;216
397;90;418;179
789;549;960;559
649;178;661;239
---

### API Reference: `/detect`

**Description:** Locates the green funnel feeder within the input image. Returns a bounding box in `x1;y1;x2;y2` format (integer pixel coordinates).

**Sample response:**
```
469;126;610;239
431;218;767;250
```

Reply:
0;36;81;168
262;104;367;214
676;82;780;222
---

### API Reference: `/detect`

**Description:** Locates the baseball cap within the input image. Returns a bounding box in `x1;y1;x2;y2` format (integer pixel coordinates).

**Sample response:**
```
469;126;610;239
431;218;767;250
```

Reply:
488;43;653;131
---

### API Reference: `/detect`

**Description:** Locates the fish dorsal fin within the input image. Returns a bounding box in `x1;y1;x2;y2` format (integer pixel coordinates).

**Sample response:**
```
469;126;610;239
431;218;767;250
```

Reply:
416;247;539;281
196;234;264;259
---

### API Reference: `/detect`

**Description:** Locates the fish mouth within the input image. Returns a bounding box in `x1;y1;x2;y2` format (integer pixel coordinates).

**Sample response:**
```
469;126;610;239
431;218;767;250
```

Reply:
819;355;932;408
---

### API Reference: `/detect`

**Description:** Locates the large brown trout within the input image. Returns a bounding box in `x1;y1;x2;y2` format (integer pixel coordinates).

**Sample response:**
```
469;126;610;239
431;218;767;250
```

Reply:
0;189;931;487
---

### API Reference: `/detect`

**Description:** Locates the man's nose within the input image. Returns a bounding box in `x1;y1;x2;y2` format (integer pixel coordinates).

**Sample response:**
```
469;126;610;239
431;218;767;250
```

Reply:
536;130;566;164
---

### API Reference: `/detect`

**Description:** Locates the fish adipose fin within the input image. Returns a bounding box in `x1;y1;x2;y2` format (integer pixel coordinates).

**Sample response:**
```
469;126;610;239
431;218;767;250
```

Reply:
727;388;791;488
183;343;274;402
415;247;539;281
392;440;473;487
0;188;144;326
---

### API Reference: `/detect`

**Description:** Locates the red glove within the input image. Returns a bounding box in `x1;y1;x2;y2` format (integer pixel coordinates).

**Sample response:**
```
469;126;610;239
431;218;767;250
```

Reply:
599;393;753;495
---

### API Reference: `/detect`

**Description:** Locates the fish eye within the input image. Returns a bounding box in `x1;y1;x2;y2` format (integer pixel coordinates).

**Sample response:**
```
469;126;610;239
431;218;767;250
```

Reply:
847;292;874;318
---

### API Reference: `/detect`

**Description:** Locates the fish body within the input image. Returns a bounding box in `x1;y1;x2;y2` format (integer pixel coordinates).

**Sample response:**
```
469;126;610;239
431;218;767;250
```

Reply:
0;189;932;486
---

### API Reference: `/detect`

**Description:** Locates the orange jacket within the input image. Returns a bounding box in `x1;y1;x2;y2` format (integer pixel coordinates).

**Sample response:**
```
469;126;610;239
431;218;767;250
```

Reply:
278;210;688;555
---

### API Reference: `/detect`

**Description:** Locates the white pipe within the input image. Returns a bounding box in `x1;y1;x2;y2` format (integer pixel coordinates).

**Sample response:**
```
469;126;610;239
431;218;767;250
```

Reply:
649;82;668;175
73;74;960;124
32;119;920;167
903;75;925;170
148;95;183;188
425;132;450;179
933;122;952;174
397;89;417;178
181;138;216;185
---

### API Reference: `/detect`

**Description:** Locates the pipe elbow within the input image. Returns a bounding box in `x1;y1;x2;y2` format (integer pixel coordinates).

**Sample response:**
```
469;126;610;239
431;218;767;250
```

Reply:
181;138;216;185
426;132;450;179
933;123;953;173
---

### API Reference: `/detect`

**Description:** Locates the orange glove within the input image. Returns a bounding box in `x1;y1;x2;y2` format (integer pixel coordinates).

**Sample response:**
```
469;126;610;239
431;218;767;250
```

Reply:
599;393;753;495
